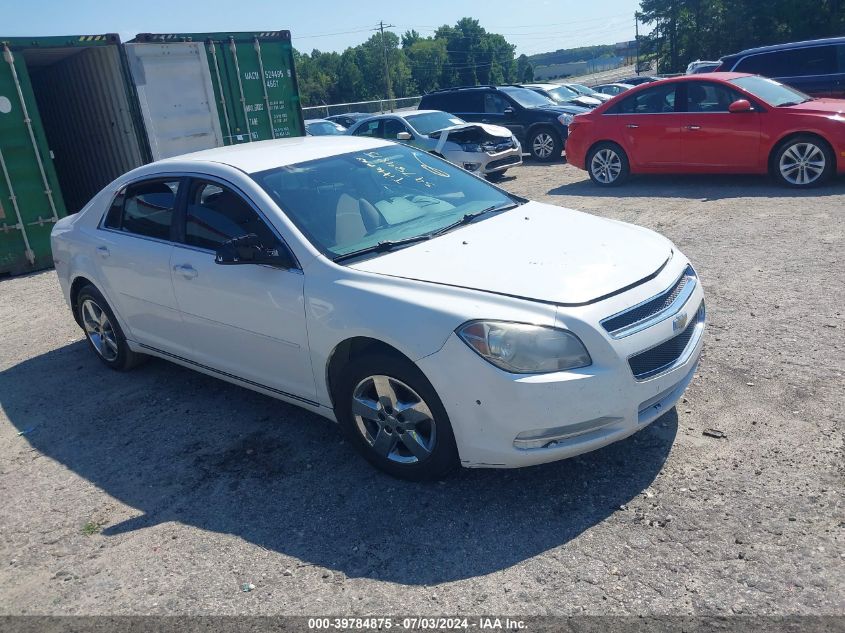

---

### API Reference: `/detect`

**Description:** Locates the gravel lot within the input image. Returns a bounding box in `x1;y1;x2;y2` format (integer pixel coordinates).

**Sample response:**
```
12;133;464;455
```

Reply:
0;162;842;617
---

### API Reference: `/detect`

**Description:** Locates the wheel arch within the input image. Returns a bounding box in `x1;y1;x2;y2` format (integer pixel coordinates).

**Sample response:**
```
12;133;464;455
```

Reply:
586;139;627;161
69;275;97;327
767;131;835;173
325;337;416;409
526;121;561;142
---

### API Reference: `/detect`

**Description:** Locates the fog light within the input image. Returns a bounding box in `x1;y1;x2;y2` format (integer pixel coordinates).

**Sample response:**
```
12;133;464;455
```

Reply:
513;417;623;450
463;163;481;171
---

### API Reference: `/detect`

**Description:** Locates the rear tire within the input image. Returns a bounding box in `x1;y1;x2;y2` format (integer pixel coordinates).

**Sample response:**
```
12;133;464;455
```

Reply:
76;284;146;371
771;135;834;188
334;353;459;481
528;127;562;162
587;142;630;186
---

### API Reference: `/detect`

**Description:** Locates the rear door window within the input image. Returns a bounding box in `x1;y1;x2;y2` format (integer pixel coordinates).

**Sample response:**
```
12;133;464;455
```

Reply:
104;179;179;241
736;46;837;77
611;84;678;114
352;119;382;137
484;93;510;113
451;91;483;113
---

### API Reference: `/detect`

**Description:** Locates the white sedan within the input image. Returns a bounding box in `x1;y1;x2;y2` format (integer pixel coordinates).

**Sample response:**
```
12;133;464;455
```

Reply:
51;137;705;480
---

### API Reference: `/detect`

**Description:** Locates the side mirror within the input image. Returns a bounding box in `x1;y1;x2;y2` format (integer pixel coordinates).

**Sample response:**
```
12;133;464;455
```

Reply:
729;99;753;113
503;107;515;117
396;131;413;141
215;233;294;269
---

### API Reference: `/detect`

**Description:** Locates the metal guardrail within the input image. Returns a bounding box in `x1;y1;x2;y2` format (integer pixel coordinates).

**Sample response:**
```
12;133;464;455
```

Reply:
302;96;422;118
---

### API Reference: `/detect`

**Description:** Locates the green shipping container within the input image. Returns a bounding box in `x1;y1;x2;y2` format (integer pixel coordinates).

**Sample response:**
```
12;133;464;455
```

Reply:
128;32;304;154
0;31;303;276
0;34;146;274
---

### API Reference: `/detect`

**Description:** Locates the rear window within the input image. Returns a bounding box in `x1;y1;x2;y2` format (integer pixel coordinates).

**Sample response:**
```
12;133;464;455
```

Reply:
735;45;837;77
104;179;179;241
421;91;482;113
610;84;677;114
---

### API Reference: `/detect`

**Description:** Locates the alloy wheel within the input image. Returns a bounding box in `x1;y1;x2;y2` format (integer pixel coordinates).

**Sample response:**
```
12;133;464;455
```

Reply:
590;148;622;184
351;375;436;464
779;142;826;186
532;133;555;159
81;299;119;361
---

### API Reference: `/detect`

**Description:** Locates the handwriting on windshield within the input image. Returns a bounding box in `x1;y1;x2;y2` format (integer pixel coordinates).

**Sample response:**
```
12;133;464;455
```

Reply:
355;151;450;189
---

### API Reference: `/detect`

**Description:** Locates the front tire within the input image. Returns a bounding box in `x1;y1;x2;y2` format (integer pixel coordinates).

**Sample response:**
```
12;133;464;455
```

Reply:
772;135;833;188
528;127;562;162
76;284;146;371
334;353;459;480
587;142;630;186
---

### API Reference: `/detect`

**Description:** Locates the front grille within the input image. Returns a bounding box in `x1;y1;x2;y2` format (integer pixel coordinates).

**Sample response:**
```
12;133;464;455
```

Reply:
482;139;515;152
486;155;521;170
628;301;705;380
602;265;696;337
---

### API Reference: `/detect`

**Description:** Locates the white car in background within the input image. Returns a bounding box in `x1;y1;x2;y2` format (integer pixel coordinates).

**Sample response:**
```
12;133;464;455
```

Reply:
51;137;705;480
347;110;522;180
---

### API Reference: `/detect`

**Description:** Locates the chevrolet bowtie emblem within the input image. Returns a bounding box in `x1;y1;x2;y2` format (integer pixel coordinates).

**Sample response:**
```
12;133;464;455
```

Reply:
673;312;689;332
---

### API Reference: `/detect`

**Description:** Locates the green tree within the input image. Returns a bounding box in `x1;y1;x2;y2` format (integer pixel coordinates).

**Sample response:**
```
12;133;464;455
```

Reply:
638;0;845;73
336;49;364;103
406;38;448;93
516;54;534;82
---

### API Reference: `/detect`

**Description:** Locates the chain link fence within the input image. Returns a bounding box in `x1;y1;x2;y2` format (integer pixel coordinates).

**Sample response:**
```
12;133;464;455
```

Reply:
302;96;422;119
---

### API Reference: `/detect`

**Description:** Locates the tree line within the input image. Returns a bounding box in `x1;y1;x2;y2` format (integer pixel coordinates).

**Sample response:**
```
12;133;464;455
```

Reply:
293;18;535;107
638;0;845;72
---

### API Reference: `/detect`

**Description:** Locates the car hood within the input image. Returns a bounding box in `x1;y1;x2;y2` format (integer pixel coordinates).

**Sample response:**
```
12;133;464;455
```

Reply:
427;122;512;139
566;95;602;108
349;201;673;305
529;104;591;116
784;98;845;115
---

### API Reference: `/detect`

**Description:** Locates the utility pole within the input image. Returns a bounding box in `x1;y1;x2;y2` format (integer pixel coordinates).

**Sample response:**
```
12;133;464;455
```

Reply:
635;14;640;75
377;21;395;111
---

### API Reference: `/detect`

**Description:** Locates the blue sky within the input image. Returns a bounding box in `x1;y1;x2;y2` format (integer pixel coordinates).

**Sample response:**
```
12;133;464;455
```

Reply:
3;0;641;56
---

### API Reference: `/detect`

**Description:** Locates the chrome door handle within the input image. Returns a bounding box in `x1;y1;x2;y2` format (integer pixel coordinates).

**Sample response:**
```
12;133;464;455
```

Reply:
173;264;198;279
626;124;639;129
96;246;109;258
686;125;702;130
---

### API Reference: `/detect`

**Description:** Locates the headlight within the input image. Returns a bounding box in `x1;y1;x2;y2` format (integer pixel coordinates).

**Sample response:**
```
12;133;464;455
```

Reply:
456;321;591;374
558;113;574;126
460;142;482;152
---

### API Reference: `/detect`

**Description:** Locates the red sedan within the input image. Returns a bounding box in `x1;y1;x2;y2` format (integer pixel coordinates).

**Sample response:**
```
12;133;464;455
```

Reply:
565;73;845;188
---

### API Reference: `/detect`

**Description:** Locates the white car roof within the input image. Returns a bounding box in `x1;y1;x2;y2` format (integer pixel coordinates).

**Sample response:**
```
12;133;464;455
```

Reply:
158;136;392;173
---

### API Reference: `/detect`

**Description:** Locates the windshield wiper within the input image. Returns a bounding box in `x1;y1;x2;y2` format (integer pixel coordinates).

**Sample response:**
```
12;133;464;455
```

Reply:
431;202;520;237
778;99;810;107
333;234;433;263
332;202;520;263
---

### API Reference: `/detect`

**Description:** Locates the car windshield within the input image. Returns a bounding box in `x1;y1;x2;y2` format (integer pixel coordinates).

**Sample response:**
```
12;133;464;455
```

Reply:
545;86;581;103
729;76;811;106
569;83;597;96
500;86;555;108
306;121;345;136
405;111;466;135
251;145;516;260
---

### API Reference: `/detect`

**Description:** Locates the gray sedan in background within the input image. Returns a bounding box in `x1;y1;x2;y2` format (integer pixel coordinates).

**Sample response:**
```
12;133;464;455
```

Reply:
346;110;522;180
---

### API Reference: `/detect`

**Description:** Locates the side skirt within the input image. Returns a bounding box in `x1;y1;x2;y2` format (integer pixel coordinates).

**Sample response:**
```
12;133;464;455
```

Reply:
130;341;337;422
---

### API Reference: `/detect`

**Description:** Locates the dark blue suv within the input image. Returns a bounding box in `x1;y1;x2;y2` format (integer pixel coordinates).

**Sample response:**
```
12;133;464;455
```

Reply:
716;37;845;98
419;85;588;162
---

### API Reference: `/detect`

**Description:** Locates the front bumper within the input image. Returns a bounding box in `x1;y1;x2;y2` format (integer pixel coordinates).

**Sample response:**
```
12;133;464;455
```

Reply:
417;261;705;468
445;146;523;176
